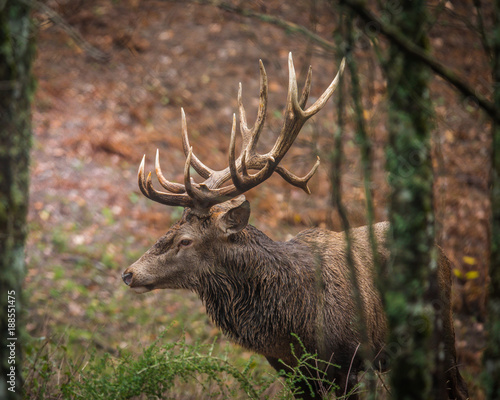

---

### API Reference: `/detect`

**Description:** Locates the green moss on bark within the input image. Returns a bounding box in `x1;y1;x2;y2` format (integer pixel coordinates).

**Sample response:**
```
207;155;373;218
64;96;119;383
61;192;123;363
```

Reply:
0;1;35;399
383;1;440;399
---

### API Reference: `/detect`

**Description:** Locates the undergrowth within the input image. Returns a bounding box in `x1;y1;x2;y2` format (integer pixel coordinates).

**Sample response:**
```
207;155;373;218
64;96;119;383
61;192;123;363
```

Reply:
62;335;268;399
24;330;342;399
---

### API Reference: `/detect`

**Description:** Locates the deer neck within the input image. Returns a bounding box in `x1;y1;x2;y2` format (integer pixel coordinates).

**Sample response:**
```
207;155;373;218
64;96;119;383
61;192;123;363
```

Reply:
194;225;317;353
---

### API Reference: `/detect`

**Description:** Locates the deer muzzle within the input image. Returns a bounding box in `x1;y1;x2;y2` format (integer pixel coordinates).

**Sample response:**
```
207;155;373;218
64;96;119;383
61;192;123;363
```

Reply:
121;270;153;294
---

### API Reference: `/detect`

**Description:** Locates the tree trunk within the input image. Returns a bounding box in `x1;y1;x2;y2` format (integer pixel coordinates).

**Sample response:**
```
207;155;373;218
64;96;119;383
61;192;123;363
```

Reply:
0;1;35;399
483;0;500;397
383;1;442;398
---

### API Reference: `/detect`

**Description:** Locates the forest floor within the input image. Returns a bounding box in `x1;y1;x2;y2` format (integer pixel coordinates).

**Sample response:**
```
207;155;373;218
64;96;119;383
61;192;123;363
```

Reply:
26;0;491;398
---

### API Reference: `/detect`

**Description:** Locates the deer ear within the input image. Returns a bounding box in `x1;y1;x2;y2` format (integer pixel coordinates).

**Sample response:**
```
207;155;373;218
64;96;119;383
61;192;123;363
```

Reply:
218;197;250;235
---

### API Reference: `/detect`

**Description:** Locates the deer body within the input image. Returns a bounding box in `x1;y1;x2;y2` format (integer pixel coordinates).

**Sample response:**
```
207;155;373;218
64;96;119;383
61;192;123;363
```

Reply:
198;221;391;392
122;55;468;399
199;222;388;358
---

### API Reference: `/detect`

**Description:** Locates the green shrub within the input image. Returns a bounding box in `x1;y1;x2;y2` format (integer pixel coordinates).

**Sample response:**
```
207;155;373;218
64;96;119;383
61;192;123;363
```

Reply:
61;336;269;399
25;331;343;399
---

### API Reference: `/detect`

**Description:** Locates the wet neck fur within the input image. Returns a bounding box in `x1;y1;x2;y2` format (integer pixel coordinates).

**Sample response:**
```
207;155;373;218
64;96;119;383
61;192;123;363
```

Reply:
195;225;318;352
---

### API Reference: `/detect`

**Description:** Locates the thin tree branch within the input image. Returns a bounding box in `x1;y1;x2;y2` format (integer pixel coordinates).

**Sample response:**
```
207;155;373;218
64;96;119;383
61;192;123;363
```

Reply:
168;0;336;53
345;12;379;398
473;0;492;60
341;0;499;123
428;2;482;41
28;0;110;62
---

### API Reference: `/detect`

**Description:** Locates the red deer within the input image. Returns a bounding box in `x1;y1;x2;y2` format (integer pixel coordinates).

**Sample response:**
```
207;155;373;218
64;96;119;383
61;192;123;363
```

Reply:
122;53;469;399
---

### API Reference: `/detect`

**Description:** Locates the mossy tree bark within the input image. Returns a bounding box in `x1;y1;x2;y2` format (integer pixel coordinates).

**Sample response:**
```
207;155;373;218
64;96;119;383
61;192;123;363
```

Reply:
383;1;442;399
483;1;500;397
0;1;35;399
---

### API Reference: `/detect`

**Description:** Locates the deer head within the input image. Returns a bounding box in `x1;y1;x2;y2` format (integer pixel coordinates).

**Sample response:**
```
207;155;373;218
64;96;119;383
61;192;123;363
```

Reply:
122;53;345;294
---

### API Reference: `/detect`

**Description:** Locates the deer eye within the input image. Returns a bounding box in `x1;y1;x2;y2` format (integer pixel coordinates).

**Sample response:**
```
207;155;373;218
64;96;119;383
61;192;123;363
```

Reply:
179;239;193;247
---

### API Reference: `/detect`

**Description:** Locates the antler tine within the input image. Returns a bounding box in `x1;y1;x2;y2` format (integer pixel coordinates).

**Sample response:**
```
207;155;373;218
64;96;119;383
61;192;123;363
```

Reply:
285;52;303;118
138;155;193;208
267;53;309;162
183;146;197;200
181;108;214;179
299;66;312;109
303;57;345;118
229;114;245;191
138;155;149;198
271;53;345;159
275;157;320;195
155;149;186;194
238;59;268;155
238;83;250;142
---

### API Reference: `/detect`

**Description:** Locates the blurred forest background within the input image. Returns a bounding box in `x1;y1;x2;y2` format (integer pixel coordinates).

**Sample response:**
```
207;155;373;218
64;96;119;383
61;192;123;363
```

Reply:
2;0;497;398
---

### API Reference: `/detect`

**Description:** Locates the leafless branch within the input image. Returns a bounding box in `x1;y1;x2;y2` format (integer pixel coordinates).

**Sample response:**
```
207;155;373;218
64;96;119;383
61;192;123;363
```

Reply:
341;0;499;123
29;0;110;62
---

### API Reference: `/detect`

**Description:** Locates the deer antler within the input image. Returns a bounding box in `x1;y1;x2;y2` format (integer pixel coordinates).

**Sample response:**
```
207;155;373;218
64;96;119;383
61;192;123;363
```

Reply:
138;53;345;213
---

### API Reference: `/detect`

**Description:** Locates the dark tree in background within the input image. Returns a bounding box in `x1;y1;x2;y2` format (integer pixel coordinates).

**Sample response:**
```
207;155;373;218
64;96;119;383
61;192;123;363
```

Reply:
0;1;35;399
382;2;440;399
484;0;500;397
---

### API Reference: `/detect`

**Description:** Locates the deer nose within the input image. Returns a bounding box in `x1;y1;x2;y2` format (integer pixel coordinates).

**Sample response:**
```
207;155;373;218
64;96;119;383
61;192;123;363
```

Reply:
122;272;133;286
